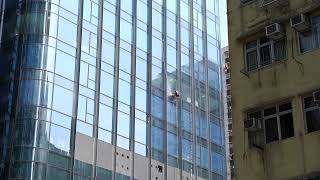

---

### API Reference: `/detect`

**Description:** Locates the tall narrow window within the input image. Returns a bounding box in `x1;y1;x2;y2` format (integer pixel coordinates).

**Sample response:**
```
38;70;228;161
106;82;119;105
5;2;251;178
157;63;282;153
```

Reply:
304;96;320;133
299;16;320;53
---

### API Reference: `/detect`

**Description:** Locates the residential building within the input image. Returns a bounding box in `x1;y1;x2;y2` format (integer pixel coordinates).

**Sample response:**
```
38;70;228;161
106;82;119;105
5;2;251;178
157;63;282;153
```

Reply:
227;0;320;180
221;47;233;180
0;0;226;179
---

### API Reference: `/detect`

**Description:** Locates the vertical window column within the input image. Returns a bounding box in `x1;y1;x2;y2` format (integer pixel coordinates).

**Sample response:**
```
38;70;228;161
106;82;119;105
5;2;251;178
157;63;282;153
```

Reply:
151;0;165;164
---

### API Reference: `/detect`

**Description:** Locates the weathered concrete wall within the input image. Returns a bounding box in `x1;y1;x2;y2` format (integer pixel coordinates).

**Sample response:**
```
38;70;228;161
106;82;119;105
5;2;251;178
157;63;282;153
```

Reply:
227;0;320;180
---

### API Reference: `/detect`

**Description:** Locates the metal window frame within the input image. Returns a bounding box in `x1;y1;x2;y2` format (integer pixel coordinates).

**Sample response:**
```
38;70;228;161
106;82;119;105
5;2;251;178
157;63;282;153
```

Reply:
303;95;320;134
297;15;320;54
248;102;293;144
245;37;287;72
0;0;4;46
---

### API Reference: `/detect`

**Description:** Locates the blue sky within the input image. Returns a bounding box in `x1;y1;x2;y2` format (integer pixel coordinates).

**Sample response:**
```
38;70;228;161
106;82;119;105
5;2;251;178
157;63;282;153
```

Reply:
219;0;228;48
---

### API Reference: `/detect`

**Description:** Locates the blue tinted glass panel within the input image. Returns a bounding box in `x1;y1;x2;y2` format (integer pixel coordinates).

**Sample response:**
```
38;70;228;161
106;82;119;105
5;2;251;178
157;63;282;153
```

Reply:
206;0;215;13
101;40;114;65
118;80;131;105
117;111;130;138
120;19;132;42
119;49;131;74
167;102;176;124
167;45;176;67
210;122;223;145
152;95;163;119
137;0;147;23
207;18;216;38
167;0;176;13
50;124;70;154
207;43;218;63
181;27;189;47
121;0;132;14
103;10;115;34
152;10;162;31
60;0;79;14
180;2;189;21
168;133;178;156
137;28;147;51
99;104;113;131
117;135;130;150
152;127;164;150
100;72;114;97
58;18;77;46
182;109;192;132
55;50;75;80
51;111;71;129
167;18;176;40
196;112;208;138
98;128;112;143
52;85;73;115
152;37;162;59
212;152;224;174
182;139;193;162
135;143;146;156
135;87;146;111
135;119;146;144
77;120;93;137
136;57;147;81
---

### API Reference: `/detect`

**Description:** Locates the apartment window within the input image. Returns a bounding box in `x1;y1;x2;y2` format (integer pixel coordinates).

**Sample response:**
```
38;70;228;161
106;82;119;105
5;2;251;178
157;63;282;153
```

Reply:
248;102;294;144
245;37;287;72
299;16;320;53
226;79;230;85
304;96;320;133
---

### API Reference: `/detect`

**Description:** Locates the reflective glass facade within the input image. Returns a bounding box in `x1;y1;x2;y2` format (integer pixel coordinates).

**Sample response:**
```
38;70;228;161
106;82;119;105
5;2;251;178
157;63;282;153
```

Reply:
0;0;226;179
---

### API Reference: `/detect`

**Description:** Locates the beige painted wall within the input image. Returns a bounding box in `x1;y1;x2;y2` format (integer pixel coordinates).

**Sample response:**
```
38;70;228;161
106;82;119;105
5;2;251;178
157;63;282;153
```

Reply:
227;1;320;180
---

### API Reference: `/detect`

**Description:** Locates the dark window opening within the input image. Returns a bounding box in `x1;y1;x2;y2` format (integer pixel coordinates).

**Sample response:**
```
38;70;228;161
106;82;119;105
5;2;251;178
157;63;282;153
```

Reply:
246;51;258;71
306;110;320;133
260;45;271;66
304;96;320;133
280;113;294;139
265;117;279;143
279;103;292;112
264;107;276;116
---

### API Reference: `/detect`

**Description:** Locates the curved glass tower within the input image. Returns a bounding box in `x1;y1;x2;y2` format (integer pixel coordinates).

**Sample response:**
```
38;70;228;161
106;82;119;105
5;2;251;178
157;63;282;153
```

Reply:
0;0;226;179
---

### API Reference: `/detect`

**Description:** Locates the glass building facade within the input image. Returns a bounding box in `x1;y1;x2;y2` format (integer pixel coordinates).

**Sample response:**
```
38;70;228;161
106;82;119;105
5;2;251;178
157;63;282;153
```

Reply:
0;0;226;179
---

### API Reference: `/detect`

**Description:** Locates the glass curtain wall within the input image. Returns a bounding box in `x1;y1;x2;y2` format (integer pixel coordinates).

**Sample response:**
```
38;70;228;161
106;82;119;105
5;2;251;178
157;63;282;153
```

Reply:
0;0;226;179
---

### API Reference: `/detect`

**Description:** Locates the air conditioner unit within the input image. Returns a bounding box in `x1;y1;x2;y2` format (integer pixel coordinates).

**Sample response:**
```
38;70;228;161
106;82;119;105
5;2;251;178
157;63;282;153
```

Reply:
290;14;310;32
241;0;253;4
313;90;320;105
260;0;289;8
244;118;263;131
265;23;284;40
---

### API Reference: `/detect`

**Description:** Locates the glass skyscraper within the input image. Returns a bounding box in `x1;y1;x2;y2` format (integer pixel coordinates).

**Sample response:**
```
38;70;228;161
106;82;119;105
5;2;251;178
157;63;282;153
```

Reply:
0;0;226;179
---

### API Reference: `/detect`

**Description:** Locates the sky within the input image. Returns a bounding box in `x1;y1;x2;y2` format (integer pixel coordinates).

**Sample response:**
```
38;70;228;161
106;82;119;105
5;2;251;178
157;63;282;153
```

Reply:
219;0;228;48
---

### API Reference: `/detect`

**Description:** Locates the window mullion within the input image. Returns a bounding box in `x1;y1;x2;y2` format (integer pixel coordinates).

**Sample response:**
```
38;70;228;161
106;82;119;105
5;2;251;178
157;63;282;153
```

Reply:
276;105;282;140
257;39;261;69
270;39;275;62
312;26;317;49
262;110;267;145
